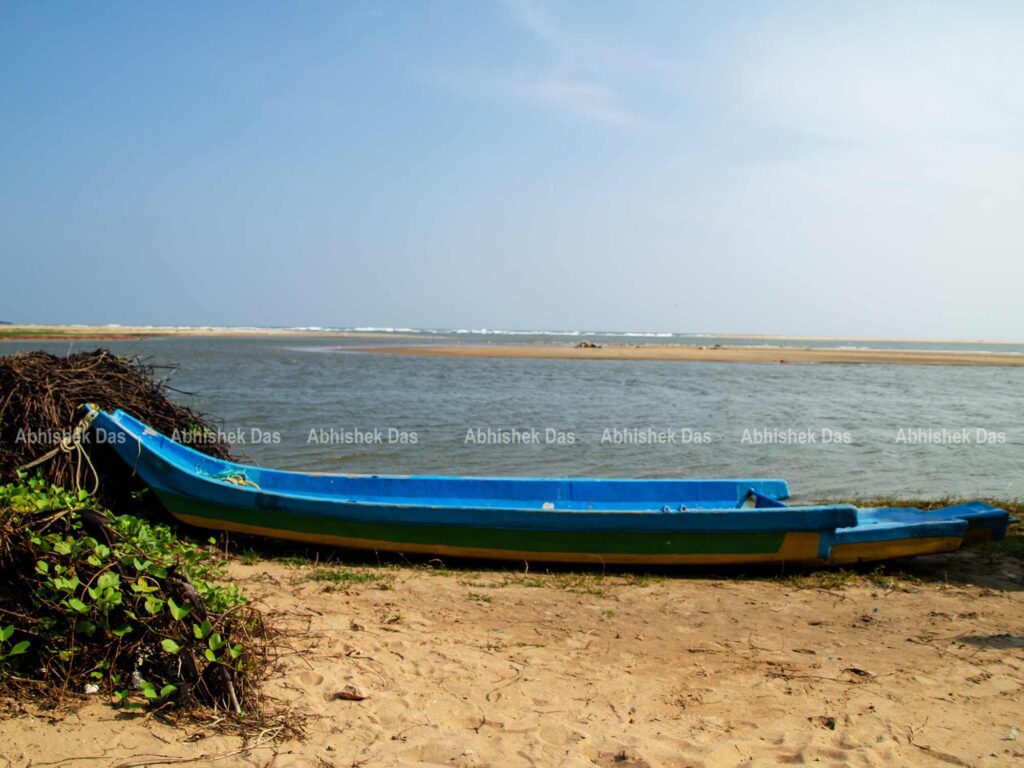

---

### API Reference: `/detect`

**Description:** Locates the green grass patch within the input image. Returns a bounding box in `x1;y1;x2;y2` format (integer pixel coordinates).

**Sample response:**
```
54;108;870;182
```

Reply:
500;571;609;595
304;566;393;589
276;555;314;567
777;569;861;591
239;549;261;566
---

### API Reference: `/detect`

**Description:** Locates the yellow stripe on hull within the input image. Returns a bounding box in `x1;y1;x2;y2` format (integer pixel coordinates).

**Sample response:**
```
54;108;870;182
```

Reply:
173;513;824;565
827;536;963;565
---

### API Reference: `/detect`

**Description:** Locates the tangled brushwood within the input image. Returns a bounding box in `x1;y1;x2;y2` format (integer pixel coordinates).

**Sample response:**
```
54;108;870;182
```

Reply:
0;349;290;727
0;476;269;717
0;350;235;512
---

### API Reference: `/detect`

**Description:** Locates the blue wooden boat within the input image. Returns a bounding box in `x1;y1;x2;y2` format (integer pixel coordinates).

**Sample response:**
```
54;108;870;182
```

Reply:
88;408;1010;566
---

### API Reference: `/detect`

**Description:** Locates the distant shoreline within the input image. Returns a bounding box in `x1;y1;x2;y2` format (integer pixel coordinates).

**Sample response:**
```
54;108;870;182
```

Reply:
0;325;415;341
352;343;1024;367
1;325;1022;346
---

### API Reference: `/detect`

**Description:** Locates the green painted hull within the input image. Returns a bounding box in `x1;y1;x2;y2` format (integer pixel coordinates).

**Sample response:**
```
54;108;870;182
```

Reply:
158;491;817;564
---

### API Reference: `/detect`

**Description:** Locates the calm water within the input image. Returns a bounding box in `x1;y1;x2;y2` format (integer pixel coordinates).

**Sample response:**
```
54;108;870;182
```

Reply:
4;335;1023;501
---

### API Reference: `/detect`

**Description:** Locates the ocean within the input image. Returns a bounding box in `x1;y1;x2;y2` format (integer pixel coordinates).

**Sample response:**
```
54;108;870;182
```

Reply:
4;332;1022;501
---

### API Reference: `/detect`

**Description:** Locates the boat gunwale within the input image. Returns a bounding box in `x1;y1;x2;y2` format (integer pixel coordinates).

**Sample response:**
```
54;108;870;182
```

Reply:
91;408;863;531
94;408;789;488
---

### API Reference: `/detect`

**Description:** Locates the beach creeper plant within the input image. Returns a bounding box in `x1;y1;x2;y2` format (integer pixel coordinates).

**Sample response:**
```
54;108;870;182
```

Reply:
0;473;268;717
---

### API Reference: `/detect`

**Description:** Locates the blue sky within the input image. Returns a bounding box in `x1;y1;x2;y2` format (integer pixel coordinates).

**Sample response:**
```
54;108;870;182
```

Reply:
2;1;1022;337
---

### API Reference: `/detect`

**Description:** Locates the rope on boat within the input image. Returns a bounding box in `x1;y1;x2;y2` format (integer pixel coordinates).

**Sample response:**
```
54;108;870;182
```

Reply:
217;472;261;490
16;407;101;496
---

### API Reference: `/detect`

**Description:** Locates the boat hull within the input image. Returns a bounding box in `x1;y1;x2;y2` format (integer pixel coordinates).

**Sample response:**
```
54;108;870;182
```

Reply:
88;408;1010;567
155;489;827;564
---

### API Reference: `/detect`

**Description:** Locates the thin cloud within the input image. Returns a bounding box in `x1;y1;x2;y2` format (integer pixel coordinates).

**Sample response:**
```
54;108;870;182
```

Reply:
428;67;645;127
427;0;661;128
513;75;642;126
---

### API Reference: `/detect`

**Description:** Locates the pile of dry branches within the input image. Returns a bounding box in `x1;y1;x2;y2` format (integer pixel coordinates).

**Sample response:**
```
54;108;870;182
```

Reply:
0;350;235;509
0;349;291;728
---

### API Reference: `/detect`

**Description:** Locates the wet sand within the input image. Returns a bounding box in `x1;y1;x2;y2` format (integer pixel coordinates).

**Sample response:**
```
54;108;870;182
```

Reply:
3;549;1022;767
354;344;1024;367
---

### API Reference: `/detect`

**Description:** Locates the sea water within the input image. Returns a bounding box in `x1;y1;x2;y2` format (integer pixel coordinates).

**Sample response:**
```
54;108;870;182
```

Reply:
4;333;1022;501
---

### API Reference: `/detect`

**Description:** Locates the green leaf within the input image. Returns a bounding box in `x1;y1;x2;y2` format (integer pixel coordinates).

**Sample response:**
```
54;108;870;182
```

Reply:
111;624;133;638
9;640;29;656
204;648;217;662
144;596;164;615
167;598;190;621
96;571;120;590
193;619;212;640
67;598;89;614
159;684;178;698
0;625;12;642
161;638;182;654
207;632;224;651
35;560;49;575
54;576;80;592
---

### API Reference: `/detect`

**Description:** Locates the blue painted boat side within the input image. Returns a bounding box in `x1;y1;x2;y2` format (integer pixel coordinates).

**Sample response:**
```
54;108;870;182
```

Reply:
91;408;855;534
856;503;1010;539
94;409;791;506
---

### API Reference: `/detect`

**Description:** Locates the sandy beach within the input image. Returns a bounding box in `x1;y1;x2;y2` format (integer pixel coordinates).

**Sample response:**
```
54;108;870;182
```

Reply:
3;546;1021;768
354;343;1024;367
3;328;1023;368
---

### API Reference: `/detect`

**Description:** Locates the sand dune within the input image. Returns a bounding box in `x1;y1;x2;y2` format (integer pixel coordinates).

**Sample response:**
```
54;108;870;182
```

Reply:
2;550;1021;767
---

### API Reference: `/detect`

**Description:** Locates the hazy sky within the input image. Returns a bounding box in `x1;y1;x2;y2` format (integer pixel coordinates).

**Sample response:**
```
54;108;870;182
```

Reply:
2;1;1022;337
